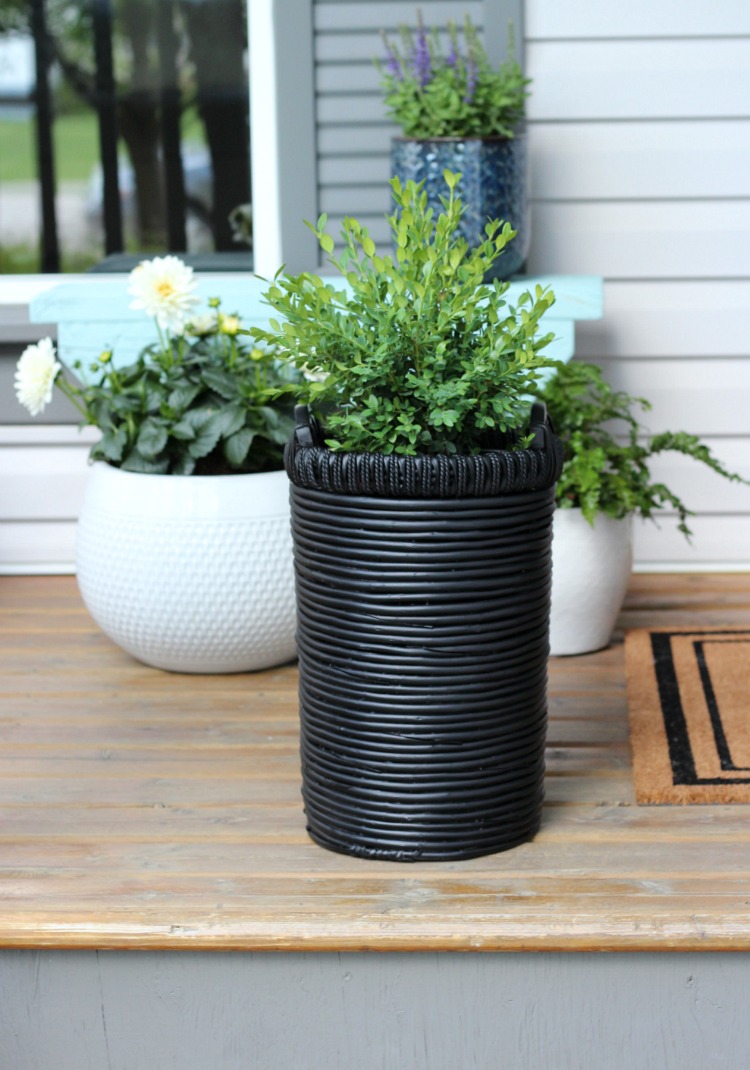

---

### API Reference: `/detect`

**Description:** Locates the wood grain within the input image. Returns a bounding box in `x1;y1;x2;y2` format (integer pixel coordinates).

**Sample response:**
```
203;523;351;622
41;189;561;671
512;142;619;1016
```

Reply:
1;574;749;952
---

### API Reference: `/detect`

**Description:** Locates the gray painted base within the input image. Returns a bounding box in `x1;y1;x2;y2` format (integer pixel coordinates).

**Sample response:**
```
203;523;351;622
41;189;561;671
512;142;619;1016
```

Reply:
2;951;749;1070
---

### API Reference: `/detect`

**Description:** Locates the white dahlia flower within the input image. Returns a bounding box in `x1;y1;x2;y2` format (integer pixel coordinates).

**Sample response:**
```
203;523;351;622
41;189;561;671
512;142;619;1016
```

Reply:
14;337;61;416
127;255;199;333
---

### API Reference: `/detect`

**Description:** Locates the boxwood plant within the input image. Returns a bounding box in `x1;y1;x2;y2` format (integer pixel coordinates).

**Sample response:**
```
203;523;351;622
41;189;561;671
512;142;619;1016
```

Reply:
250;170;555;456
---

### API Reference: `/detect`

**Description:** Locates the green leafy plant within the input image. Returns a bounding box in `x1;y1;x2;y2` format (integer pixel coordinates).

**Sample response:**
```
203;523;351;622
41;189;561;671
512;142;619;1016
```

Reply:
250;171;555;456
377;12;528;138
15;258;296;476
536;359;748;536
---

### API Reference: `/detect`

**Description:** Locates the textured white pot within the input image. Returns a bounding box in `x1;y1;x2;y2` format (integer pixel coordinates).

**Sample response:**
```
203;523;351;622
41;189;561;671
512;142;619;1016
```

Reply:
76;463;297;673
549;508;633;656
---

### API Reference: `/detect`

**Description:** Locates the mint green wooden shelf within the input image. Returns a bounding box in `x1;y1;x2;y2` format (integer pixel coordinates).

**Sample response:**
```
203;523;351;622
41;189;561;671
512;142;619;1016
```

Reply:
30;274;603;372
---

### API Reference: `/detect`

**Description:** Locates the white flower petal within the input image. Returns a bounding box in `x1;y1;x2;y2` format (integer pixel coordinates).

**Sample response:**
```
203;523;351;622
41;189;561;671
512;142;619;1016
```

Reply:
127;255;199;334
14;337;61;416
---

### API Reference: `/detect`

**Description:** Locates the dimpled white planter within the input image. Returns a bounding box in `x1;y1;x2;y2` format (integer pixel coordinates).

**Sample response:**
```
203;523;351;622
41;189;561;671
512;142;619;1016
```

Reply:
76;463;297;673
549;508;633;656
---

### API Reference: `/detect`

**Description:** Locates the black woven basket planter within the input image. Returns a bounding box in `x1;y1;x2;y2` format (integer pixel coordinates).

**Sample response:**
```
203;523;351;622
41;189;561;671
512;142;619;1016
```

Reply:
284;405;563;862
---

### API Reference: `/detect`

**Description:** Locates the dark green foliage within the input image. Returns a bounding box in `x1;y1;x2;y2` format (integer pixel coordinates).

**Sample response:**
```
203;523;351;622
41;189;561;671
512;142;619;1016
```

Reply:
251;172;555;456
60;310;296;475
536;359;748;537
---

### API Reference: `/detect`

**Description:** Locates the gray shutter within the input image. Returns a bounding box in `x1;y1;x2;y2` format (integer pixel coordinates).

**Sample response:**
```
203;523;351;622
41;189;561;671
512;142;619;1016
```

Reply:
313;0;524;263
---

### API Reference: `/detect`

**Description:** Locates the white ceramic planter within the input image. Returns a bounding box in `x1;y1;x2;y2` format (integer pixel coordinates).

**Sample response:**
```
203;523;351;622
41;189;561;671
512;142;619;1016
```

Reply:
76;463;297;673
549;508;633;656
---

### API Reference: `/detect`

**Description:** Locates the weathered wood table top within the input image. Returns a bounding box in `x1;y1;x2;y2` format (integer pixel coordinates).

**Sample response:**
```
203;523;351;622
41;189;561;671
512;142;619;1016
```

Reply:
1;573;749;953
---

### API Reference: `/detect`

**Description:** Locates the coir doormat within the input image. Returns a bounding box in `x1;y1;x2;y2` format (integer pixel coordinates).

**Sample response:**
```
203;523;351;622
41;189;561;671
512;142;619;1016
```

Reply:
625;627;750;804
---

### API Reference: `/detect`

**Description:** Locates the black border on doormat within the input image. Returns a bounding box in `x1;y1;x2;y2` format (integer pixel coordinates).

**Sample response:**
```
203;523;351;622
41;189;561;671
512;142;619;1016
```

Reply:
650;630;750;786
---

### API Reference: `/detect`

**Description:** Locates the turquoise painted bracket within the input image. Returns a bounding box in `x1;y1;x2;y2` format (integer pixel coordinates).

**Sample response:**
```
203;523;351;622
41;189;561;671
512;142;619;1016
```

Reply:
30;273;603;373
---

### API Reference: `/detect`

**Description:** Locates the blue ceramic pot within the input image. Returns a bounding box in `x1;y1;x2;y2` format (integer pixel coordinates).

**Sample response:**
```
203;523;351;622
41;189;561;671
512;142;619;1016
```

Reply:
390;135;529;280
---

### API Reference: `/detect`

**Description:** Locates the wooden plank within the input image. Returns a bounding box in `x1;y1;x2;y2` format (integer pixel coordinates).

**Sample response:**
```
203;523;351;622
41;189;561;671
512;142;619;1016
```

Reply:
0;446;90;520
527;200;750;280
595;359;750;437
0;522;77;571
0;574;750;951
526;39;750;121
525;0;750;39
633;516;750;569
575;281;750;360
529;120;750;201
0;425;99;446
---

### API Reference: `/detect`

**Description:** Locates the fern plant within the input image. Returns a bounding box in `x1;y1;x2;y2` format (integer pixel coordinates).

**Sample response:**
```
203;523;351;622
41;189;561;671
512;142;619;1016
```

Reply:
536;359;748;537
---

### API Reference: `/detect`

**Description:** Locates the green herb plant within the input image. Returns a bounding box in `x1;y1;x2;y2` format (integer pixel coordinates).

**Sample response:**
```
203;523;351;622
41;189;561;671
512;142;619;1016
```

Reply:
536;359;748;536
377;13;528;138
251;171;555;456
64;303;295;475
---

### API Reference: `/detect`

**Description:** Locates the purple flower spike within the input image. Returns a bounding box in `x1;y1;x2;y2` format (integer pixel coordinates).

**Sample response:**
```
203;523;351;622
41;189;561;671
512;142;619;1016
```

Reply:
446;45;458;68
411;17;432;87
463;51;477;103
380;32;404;81
386;49;403;80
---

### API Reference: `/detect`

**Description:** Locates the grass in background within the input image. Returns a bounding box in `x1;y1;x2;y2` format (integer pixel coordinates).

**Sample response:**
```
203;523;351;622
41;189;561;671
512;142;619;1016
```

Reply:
0;105;206;184
0;243;99;273
0;103;208;272
0;112;99;183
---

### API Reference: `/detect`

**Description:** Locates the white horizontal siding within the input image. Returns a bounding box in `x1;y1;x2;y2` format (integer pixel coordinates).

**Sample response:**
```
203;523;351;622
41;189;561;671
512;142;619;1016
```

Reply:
529;121;750;201
1;446;91;521
573;281;750;359
634;515;750;569
634;438;750;514
0;426;97;573
526;0;750;40
529;201;750;280
0;522;77;574
593;359;750;438
527;39;750;121
525;8;750;568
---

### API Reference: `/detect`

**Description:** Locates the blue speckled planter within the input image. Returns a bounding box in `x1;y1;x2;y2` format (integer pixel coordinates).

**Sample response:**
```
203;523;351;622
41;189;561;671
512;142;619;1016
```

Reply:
391;135;529;280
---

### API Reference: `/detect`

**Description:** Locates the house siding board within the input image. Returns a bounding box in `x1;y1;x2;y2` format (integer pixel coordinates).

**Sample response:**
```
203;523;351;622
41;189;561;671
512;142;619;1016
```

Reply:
529;121;750;201
573;282;750;360
526;39;750;121
525;0;750;40
524;8;750;568
529;201;750;280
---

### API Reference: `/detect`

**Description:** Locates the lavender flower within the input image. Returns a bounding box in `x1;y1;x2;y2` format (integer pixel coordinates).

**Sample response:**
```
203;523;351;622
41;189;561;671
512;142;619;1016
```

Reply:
410;11;432;87
380;31;403;80
375;11;527;138
463;49;478;104
446;20;461;69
